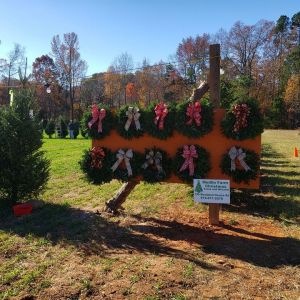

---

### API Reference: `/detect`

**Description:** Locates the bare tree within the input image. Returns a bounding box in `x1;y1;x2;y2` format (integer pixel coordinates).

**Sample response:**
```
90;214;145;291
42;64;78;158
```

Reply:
51;32;87;120
112;52;134;104
1;43;25;87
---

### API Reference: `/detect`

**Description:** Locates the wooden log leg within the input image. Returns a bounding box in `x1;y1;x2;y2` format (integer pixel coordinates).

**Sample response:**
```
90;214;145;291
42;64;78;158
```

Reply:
209;204;220;225
105;181;138;214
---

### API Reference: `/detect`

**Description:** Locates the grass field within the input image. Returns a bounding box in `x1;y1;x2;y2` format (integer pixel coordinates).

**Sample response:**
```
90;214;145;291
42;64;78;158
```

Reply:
0;130;299;299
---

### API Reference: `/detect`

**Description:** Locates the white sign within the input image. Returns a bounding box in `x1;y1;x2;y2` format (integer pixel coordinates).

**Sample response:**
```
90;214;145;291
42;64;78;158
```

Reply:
193;179;230;204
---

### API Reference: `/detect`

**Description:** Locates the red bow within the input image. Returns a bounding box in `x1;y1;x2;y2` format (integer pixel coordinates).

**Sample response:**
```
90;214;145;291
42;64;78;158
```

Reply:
232;104;250;133
186;101;201;126
154;102;168;130
179;145;198;176
88;104;106;133
91;147;105;169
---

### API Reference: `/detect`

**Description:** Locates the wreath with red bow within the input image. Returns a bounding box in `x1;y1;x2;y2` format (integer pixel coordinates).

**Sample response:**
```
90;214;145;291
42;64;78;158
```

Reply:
221;98;264;140
144;101;176;139
81;104;114;139
173;145;211;183
79;147;114;184
175;99;214;138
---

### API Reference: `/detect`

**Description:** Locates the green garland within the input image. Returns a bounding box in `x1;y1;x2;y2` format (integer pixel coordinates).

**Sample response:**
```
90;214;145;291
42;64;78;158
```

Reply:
79;147;114;184
115;105;144;139
82;104;114;139
175;99;214;138
111;149;144;182
220;146;260;184
221;98;264;140
140;147;172;183
173;145;211;183
144;101;176;139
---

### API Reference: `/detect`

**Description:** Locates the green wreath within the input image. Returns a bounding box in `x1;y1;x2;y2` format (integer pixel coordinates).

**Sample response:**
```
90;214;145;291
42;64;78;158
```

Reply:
140;148;172;183
173;145;211;183
175;99;214;138
111;148;144;182
220;146;260;184
115;105;144;139
79;147;114;184
221;98;264;140
144;101;176;139
81;104;114;139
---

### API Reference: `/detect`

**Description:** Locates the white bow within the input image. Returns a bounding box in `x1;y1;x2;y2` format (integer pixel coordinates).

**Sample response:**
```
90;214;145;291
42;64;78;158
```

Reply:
228;146;251;171
142;150;163;173
124;107;141;131
111;149;133;176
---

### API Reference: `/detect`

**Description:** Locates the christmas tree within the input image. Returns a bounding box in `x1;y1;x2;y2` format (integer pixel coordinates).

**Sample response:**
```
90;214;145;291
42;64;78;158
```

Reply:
195;180;203;195
0;89;50;204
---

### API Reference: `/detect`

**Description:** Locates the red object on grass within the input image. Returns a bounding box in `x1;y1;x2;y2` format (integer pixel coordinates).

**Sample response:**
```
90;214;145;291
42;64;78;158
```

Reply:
13;203;33;216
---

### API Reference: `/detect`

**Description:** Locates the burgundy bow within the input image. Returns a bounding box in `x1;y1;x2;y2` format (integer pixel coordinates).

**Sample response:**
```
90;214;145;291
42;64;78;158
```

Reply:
179;145;198;176
88;104;106;133
154;102;168;130
186;101;201;126
91;147;105;169
232;103;250;133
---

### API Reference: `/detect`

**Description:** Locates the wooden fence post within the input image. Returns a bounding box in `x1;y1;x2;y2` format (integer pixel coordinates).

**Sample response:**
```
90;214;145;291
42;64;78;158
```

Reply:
209;44;221;225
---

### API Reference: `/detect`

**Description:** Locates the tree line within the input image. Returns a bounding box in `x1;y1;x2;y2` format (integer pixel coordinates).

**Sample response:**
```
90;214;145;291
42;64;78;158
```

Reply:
0;12;299;128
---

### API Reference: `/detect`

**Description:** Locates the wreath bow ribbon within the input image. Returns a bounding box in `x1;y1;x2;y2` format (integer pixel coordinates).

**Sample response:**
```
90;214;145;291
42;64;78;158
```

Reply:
154;102;168;130
186;101;201;126
88;104;106;133
124;107;141;131
179;145;198;176
142;150;163;173
111;149;133;176
228;146;251;171
232;104;250;133
91;147;105;169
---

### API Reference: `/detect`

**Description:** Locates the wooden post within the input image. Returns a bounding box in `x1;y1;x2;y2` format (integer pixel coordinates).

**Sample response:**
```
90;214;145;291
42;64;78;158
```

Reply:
209;44;221;108
209;44;221;225
105;181;138;214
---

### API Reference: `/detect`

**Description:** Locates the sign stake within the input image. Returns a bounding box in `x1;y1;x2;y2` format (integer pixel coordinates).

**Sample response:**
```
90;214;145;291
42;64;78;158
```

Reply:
209;44;221;225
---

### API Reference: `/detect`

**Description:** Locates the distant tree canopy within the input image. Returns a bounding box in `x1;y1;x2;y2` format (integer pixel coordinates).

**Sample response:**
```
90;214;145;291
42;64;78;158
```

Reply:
0;12;299;128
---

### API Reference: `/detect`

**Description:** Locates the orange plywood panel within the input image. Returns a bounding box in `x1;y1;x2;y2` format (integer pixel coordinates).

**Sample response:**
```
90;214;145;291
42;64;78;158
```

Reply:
92;109;261;189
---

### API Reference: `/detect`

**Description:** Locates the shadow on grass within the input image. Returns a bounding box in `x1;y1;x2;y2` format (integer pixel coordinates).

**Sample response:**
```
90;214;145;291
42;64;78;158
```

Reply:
0;202;217;271
1;201;299;269
127;214;300;268
223;143;300;222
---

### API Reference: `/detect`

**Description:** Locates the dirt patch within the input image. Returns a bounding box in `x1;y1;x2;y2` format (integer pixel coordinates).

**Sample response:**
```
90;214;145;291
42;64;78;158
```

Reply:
14;203;297;300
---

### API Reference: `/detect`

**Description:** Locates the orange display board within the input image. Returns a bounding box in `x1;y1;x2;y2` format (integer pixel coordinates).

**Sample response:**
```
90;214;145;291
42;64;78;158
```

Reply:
92;109;261;189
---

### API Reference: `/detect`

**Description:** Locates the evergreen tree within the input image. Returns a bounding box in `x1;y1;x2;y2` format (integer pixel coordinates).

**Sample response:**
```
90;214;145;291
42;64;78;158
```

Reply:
220;78;236;109
291;12;300;47
0;89;50;204
80;112;89;138
73;120;80;139
45;120;55;138
57;116;68;138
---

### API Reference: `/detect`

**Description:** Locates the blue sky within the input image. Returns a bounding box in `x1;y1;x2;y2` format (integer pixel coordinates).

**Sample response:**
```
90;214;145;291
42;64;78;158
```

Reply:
0;0;299;75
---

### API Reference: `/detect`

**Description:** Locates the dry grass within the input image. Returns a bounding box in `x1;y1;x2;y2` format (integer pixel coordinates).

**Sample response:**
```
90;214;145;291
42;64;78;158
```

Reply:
0;130;299;299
